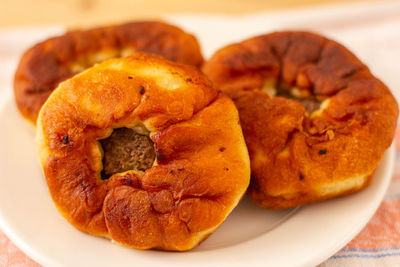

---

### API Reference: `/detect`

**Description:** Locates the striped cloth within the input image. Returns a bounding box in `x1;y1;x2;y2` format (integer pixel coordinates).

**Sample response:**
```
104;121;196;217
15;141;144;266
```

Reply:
1;139;399;267
319;131;400;266
0;232;39;267
1;2;400;265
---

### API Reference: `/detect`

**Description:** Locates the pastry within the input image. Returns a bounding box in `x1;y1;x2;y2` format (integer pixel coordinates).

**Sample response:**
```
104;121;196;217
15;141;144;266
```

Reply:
36;53;250;250
14;21;203;123
203;31;398;209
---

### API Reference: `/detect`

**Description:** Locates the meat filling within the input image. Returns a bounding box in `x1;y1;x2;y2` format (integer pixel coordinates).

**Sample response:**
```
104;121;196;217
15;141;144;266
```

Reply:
100;127;155;179
266;84;321;114
261;81;322;114
276;89;321;114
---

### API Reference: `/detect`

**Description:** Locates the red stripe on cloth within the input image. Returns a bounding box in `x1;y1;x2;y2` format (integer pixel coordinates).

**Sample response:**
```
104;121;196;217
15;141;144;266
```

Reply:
392;174;400;182
0;231;40;267
345;198;400;250
395;127;400;152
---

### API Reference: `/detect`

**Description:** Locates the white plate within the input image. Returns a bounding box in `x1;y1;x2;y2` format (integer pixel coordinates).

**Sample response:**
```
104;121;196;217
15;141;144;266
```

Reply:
1;4;399;266
0;96;394;267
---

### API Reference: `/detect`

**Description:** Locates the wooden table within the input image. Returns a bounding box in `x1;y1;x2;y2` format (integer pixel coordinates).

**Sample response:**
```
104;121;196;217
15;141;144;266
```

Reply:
0;0;371;27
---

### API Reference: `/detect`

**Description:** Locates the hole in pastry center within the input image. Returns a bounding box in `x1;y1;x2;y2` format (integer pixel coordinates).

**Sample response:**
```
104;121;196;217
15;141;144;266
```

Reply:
276;88;321;114
262;81;322;114
68;47;135;73
100;127;155;179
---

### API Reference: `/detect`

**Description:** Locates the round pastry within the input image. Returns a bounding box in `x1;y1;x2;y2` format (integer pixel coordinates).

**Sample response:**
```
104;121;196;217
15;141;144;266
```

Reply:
203;31;398;209
36;53;250;251
14;21;204;124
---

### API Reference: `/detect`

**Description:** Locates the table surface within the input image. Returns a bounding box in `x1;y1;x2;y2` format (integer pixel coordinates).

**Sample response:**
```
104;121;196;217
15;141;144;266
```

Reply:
0;0;374;27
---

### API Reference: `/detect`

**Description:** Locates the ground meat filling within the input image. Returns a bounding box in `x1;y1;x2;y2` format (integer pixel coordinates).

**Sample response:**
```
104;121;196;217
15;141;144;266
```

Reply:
100;127;155;179
276;89;321;114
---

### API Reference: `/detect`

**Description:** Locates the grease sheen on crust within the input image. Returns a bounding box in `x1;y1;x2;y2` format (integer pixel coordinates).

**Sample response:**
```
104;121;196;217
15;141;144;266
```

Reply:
14;21;204;124
36;53;250;251
203;31;399;209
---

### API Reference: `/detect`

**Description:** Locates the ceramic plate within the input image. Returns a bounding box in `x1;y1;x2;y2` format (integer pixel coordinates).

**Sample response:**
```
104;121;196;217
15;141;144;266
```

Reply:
0;97;394;267
0;10;396;265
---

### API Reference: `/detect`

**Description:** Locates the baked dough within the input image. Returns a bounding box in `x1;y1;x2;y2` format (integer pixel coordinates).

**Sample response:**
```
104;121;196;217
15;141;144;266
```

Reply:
203;31;398;209
14;21;203;123
36;53;250;250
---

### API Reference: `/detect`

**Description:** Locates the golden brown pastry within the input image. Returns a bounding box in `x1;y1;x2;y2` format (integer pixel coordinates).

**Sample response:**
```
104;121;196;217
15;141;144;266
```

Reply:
36;53;250;251
203;31;398;209
14;21;204;124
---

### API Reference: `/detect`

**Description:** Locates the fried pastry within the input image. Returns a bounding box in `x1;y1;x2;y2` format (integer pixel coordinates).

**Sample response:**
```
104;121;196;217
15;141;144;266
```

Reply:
36;53;250;250
203;31;398;209
14;21;203;123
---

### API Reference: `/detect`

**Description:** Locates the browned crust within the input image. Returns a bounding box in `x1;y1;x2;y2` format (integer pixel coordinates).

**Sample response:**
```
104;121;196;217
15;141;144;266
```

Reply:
36;53;250;250
203;31;399;209
14;21;204;123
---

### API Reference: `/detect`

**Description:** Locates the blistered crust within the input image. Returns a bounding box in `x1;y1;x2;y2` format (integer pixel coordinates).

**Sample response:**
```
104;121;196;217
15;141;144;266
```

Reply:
36;53;250;250
14;21;204;123
203;31;399;209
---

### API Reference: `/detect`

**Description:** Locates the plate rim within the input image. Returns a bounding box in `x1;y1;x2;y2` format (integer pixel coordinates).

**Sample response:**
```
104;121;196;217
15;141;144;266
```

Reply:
0;96;395;267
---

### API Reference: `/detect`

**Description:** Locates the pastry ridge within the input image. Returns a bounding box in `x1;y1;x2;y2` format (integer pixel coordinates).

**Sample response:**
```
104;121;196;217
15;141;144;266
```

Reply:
203;31;398;209
14;21;204;123
36;53;250;250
